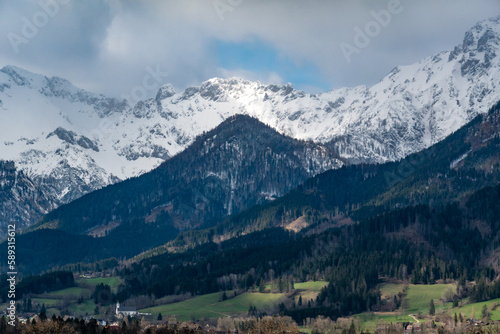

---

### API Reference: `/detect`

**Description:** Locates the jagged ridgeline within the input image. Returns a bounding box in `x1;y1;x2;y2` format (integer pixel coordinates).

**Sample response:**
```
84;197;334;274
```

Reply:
109;99;500;321
11;115;341;273
37;114;342;233
166;101;500;247
6;100;500;274
1;16;500;231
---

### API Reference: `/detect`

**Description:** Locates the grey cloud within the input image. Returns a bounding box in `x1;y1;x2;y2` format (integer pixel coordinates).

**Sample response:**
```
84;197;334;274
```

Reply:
0;0;498;97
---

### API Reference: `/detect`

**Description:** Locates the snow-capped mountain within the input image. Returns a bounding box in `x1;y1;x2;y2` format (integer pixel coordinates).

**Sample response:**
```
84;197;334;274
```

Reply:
39;115;343;239
125;16;500;163
0;66;131;227
1;16;500;227
0;161;57;230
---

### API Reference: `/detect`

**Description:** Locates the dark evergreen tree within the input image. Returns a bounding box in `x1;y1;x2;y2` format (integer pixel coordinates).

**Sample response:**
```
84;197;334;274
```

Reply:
39;304;47;322
348;320;356;334
0;316;6;333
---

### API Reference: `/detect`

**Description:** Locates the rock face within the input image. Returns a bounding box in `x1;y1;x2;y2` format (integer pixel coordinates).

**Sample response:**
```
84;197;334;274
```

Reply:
1;16;500;228
0;161;57;233
46;128;99;152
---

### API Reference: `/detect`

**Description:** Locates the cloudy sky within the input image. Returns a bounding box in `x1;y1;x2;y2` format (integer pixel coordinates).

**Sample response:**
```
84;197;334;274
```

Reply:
0;0;499;99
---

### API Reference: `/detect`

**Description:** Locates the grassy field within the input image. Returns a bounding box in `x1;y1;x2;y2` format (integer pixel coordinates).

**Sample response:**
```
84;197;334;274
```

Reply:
42;287;91;299
355;313;414;332
6;281;321;325
405;284;455;314
299;326;313;334
294;281;328;290
27;287;92;317
293;281;328;304
28;276;121;317
21;278;500;330
215;292;286;313
10;276;121;319
141;291;286;322
32;294;103;317
68;299;100;316
32;298;61;308
447;298;500;320
379;283;405;299
77;277;122;289
141;282;328;322
141;291;228;321
26;286;96;317
350;283;456;331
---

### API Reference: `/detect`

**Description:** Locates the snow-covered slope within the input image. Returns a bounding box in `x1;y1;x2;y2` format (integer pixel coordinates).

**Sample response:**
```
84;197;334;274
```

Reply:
0;161;57;232
127;16;500;163
1;16;500;227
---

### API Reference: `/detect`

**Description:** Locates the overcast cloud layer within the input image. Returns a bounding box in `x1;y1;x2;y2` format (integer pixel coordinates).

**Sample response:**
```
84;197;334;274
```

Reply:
0;0;499;98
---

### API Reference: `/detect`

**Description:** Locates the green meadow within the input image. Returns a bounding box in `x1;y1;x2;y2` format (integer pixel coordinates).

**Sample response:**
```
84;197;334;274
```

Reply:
141;291;286;322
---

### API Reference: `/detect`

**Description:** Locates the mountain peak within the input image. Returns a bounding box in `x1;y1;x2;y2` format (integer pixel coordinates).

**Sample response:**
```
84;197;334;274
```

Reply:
461;15;500;53
0;65;76;93
0;65;41;87
449;16;500;76
204;77;254;87
1;65;28;75
474;15;500;32
194;114;271;143
155;83;177;101
219;113;263;128
264;82;295;95
4;17;500;231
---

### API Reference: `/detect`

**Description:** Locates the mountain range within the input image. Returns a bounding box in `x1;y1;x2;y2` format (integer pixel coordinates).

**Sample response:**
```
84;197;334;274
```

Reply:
10;115;340;272
7;96;500;275
1;15;500;230
3;15;500;327
36;115;342;235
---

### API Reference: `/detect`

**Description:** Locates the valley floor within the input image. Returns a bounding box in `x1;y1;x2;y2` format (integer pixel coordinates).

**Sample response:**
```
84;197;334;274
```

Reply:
6;278;500;333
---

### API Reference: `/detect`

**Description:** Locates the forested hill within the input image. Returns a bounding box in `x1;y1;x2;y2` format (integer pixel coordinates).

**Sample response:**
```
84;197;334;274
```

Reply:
8;115;342;273
3;103;500;324
6;100;500;274
35;114;342;234
113;181;500;323
163;101;500;248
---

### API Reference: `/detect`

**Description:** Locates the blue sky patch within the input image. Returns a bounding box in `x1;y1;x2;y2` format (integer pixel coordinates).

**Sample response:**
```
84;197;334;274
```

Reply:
216;39;330;93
